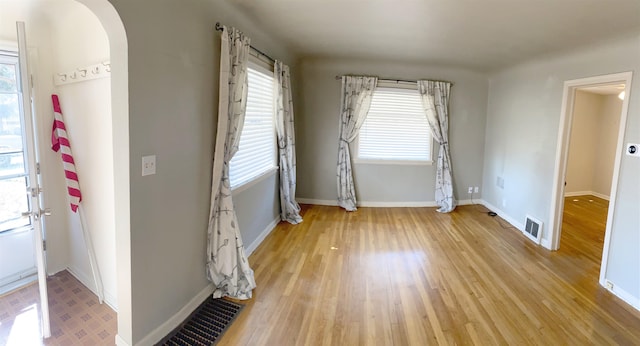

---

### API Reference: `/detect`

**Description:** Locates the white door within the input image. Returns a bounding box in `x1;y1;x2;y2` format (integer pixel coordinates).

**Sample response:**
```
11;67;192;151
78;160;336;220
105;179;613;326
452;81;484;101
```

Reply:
17;21;51;338
0;49;37;293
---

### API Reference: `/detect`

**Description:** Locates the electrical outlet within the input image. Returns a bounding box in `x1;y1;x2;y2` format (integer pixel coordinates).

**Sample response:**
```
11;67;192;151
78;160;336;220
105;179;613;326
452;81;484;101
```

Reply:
468;187;473;194
142;155;156;176
502;199;507;208
605;280;614;291
474;186;479;193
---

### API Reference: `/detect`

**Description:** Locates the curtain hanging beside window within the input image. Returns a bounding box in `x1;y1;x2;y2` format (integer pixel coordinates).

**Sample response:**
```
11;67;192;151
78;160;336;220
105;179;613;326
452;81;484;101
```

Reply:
417;80;456;213
274;61;303;223
336;75;378;211
206;25;256;299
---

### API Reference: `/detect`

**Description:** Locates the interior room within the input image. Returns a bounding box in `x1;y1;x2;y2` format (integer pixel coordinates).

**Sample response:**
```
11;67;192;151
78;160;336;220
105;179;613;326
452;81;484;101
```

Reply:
0;0;639;345
561;86;625;265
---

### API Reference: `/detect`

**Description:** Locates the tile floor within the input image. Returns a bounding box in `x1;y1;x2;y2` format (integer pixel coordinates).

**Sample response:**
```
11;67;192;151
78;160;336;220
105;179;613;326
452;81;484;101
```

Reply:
0;270;117;345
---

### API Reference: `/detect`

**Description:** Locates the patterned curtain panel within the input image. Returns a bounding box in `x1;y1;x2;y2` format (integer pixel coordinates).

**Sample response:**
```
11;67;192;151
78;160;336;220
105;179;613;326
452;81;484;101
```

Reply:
274;61;302;224
206;26;256;299
337;76;378;211
417;80;456;213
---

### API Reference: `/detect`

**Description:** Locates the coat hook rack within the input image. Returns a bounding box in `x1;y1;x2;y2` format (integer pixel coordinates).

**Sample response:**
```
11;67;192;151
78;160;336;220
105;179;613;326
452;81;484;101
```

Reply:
54;60;111;86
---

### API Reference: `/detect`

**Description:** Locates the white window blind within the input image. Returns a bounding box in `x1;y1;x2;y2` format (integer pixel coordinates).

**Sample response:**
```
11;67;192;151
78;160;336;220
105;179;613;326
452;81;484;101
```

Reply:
229;65;276;188
358;87;431;162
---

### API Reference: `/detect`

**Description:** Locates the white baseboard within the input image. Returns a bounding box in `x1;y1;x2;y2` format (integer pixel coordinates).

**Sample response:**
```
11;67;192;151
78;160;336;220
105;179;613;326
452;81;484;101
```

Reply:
245;217;281;257
601;278;640;312
297;198;475;208
359;200;439;207
564;191;610;200
137;283;215;346
115;334;130;346
297;198;338;206
476;199;554;249
65;265;117;311
478;199;525;233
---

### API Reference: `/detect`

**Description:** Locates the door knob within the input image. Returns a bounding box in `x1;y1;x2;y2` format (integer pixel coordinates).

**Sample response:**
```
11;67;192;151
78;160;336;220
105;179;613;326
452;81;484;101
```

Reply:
20;208;51;219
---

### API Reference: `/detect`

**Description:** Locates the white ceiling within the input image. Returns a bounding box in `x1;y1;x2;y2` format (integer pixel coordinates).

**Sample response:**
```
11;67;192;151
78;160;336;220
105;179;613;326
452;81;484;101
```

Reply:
228;0;640;71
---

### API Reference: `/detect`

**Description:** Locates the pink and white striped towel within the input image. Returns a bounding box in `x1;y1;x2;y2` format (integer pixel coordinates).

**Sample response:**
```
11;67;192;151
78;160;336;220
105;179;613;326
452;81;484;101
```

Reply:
51;94;82;213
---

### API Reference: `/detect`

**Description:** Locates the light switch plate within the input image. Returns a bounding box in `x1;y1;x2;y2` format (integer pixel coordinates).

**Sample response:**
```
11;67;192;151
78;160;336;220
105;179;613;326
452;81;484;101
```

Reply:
142;155;156;176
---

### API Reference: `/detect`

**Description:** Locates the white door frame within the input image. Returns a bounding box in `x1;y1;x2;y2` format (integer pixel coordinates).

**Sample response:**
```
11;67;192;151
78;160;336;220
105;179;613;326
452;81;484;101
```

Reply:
548;71;633;285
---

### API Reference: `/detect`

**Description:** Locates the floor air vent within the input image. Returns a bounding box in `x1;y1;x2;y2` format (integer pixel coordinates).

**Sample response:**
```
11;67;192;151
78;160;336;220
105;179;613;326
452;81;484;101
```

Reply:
157;297;243;346
523;215;543;244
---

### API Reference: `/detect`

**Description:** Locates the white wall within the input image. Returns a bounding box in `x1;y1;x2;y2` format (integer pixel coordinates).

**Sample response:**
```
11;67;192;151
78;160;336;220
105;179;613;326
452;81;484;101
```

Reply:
296;58;488;205
593;95;622;197
106;0;295;343
483;32;640;306
50;1;117;309
565;91;622;199
565;91;601;195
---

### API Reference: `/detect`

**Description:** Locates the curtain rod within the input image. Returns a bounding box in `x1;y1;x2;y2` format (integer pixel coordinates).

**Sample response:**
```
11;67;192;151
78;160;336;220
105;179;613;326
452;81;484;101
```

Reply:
335;75;454;86
215;22;276;64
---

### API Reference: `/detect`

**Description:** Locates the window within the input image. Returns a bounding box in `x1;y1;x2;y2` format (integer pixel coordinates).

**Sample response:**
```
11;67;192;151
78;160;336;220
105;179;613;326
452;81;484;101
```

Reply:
0;53;30;233
229;63;276;188
357;86;431;163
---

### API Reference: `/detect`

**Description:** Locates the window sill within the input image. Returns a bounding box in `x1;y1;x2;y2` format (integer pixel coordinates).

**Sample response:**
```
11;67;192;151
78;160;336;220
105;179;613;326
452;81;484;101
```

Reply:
354;159;433;166
231;166;278;195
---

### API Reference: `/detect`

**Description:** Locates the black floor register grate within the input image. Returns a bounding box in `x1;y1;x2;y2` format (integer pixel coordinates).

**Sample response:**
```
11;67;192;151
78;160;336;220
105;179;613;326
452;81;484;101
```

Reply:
157;297;244;346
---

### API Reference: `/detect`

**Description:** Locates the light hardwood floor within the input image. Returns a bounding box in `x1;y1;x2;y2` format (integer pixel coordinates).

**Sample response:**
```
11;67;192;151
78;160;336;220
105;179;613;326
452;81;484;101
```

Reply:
220;201;640;345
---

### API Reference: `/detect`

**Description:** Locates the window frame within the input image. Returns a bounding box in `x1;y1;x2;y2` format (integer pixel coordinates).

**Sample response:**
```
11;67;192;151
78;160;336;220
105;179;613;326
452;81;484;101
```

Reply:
354;81;433;165
228;58;278;193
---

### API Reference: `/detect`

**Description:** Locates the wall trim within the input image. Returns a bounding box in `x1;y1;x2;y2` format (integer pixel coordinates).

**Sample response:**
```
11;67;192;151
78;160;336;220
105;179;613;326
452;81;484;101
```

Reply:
136;283;215;346
65;266;117;311
564;191;610;200
297;198;475;208
601;278;640;312
478;199;527;230
115;334;130;346
297;198;338;206
245;217;281;257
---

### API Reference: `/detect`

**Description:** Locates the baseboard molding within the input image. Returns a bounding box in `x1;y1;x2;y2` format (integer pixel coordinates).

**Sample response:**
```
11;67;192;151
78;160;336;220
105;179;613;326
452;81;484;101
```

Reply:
65;265;117;311
564;191;610;200
601;278;640;312
115;334;130;346
476;199;555;249
245;217;281;257
457;199;474;206
478;199;525;232
359;200;439;207
137;283;215;346
297;198;338;206
297;198;475;208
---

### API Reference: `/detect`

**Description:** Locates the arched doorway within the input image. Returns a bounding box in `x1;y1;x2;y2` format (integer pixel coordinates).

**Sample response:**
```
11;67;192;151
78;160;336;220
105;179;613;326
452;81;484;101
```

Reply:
0;0;130;343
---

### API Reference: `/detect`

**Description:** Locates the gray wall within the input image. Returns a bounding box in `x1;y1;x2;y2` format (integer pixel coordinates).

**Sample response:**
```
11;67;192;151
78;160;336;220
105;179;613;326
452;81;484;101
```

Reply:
483;33;640;304
107;0;293;343
296;58;488;204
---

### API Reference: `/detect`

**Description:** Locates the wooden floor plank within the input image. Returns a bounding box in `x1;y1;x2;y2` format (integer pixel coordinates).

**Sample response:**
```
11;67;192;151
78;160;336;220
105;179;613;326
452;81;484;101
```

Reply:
220;199;640;345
